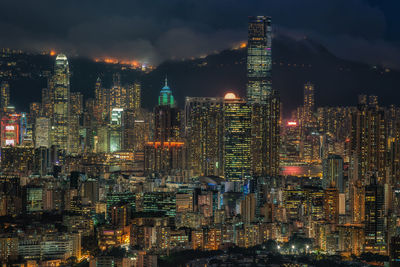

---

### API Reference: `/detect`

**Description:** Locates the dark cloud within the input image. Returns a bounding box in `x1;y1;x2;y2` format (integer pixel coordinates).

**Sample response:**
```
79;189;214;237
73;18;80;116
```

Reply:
0;0;399;67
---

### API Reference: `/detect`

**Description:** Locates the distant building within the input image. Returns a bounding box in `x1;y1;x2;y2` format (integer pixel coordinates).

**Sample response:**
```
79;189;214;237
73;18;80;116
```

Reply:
51;54;70;152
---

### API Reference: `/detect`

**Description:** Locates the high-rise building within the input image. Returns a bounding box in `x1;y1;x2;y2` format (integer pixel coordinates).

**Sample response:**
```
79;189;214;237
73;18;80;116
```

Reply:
303;82;315;126
126;82;141;111
110;108;123;152
185;97;224;177
41;87;53;117
250;95;280;177
109;73;126;113
323;154;344;192
51;54;70;152
223;93;251;182
34;117;51;148
145;78;184;176
364;175;386;254
0;81;10;112
0;114;20;147
246;16;280;178
246;16;272;104
350;95;387;183
324;187;339;224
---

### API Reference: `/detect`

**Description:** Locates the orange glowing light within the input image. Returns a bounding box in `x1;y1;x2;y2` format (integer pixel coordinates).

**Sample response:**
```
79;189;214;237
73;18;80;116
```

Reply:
240;42;247;49
287;121;297;126
93;57;143;68
50;50;56;56
224;92;237;100
147;141;184;148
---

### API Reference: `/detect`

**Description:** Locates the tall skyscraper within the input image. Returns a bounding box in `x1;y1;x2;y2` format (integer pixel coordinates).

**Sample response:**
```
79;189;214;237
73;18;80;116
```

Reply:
0;81;10;112
51;54;70;152
34;117;51;148
350;95;387;183
185;97;224;177
247;16;272;104
246;16;280;177
109;73;126;114
69;92;83;155
145;78;184;176
303;82;315;126
323;154;344;192
223;93;251;182
364;175;386;254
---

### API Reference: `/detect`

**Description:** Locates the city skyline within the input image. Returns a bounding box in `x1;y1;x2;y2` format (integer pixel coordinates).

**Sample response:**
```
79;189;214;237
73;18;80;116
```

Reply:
1;3;400;267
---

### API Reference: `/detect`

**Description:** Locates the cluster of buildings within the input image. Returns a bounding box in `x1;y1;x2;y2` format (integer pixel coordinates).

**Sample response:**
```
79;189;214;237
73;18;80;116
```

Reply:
0;15;400;267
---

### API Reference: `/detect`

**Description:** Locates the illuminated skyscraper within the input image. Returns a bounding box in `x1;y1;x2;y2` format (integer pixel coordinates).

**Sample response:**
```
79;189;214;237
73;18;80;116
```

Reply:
34;117;51;148
69;92;83;155
223;93;251;182
303;82;315;126
29;102;41;123
247;16;272;104
126;82;141;111
41;87;53;117
350;95;387;183
1;113;20;147
110;108;123;152
185;97;224;177
364;175;386;254
109;73;126;113
0;81;10;112
145;78;184;176
247;16;280;177
158;76;175;107
51;54;70;152
250;95;280;177
323;154;344;192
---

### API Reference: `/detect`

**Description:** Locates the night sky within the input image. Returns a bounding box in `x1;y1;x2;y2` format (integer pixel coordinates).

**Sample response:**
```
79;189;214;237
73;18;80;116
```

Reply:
1;0;400;69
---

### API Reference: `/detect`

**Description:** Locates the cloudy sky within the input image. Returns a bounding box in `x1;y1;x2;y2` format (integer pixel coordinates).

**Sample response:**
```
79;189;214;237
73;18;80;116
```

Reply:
1;0;399;68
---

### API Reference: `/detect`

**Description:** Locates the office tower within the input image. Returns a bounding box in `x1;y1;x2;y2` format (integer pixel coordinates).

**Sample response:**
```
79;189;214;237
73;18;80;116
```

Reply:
303;82;315;126
250;94;280;177
247;16;271;104
281;120;301;162
246;16;280;178
241;193;256;224
94;77;104;122
0;113;20;147
126;82;141;111
69;92;83;155
223;93;251;182
70;92;83;116
110;108;123;152
34;147;51;176
0;81;10;112
29;102;41;122
51;54;70;152
323;155;344;192
26;186;44;213
132;109;152;153
324;187;339;224
34;117;51;148
41;87;53;117
350;95;387;183
364;175;386;254
185;97;224;177
145;79;184;176
109;73;127;113
122;109;136;151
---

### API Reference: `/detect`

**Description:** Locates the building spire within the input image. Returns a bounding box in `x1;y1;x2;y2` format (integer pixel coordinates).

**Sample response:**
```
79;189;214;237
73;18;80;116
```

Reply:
164;75;168;87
